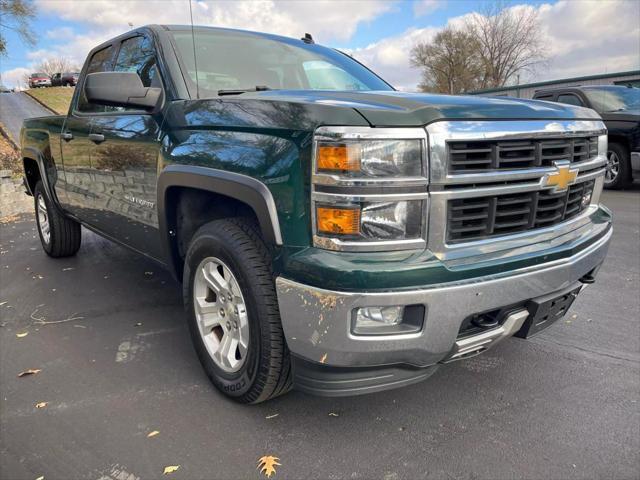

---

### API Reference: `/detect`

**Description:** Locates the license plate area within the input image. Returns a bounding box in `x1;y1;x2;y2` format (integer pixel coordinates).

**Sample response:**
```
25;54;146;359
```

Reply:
515;284;583;338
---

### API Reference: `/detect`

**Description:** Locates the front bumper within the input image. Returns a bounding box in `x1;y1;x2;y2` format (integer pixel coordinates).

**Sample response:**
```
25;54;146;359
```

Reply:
276;223;611;394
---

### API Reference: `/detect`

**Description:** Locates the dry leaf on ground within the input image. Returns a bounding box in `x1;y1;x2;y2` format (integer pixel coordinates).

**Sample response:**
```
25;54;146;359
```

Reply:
265;414;279;419
258;455;281;478
163;465;180;475
18;368;41;377
147;430;160;438
35;402;48;408
16;332;28;338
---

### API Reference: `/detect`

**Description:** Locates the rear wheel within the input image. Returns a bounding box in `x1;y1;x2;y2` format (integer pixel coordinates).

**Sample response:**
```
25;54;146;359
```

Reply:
34;181;81;257
183;218;292;403
604;143;631;189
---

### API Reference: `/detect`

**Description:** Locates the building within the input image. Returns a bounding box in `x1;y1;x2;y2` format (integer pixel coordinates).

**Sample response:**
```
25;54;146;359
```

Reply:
469;70;640;99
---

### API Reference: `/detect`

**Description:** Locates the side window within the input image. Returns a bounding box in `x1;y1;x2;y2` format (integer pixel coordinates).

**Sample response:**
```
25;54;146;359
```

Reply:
557;94;585;107
77;45;115;113
534;94;553;101
114;36;159;88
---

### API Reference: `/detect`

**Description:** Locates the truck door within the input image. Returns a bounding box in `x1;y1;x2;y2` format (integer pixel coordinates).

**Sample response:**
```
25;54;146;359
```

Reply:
88;34;164;259
60;45;116;218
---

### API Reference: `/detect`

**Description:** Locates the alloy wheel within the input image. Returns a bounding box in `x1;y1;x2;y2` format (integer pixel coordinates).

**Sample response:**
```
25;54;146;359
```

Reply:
605;150;620;184
37;193;50;245
193;256;249;373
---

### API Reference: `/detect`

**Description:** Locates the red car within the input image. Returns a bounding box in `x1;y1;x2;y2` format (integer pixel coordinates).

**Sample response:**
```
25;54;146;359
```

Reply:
28;73;51;88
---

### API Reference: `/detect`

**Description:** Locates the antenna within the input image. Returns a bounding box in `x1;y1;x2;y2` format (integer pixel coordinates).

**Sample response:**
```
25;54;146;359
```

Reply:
189;0;200;99
301;33;314;44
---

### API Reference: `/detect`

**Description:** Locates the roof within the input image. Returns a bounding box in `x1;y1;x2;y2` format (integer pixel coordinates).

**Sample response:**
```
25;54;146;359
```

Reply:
469;70;640;95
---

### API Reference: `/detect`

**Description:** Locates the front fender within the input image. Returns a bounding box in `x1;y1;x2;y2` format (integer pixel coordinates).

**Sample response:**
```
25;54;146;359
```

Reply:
157;165;284;276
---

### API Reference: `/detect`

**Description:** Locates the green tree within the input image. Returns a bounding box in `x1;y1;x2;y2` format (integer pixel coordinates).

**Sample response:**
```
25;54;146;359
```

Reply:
0;0;37;57
410;27;483;94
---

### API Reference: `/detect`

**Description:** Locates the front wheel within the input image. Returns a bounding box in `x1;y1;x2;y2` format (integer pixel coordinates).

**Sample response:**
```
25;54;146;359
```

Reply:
183;218;292;403
604;143;631;189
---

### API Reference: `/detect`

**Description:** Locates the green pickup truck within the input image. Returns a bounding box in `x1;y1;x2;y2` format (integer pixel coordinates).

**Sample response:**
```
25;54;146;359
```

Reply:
21;25;612;403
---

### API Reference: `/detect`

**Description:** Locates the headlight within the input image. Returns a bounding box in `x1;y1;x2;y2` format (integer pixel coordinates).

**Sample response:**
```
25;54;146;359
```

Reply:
312;127;428;252
316;200;423;240
316;140;423;177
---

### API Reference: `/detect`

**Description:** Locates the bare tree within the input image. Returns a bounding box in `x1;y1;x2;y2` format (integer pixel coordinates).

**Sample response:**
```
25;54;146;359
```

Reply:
467;1;547;88
410;27;483;94
35;57;81;78
0;0;36;57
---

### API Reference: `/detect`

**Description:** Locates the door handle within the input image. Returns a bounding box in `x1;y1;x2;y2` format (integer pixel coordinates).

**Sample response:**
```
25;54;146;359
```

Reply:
89;133;105;144
61;132;73;141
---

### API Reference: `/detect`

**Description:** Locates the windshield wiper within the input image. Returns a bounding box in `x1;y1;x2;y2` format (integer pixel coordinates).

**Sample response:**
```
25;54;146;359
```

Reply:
218;85;273;96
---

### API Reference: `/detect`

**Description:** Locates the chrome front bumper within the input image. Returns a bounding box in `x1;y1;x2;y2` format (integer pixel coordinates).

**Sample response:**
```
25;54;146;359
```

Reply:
276;227;611;369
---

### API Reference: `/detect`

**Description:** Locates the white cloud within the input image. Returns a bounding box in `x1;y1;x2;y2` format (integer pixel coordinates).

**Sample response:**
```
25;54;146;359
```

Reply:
46;26;74;39
413;0;443;17
351;0;640;91
0;67;30;89
347;26;439;91
36;0;393;42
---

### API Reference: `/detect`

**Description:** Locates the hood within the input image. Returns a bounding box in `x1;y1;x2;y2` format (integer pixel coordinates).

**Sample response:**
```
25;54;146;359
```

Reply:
247;90;601;126
598;109;640;123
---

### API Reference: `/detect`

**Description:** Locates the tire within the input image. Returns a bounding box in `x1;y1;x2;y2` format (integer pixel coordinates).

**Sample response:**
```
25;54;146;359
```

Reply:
604;142;631;189
34;181;81;257
183;218;292;404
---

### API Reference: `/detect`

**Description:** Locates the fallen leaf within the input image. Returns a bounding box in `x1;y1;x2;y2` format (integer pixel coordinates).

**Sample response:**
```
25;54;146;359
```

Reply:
135;322;143;327
144;271;154;276
18;369;41;377
265;414;279;419
0;301;7;306
35;476;44;480
147;430;160;438
62;267;74;271
35;402;48;408
258;455;281;478
16;332;29;338
328;412;339;417
163;465;180;475
319;353;327;364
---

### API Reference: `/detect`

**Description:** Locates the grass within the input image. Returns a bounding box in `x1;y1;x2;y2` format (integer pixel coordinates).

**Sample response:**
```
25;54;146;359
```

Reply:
25;86;75;115
0;125;20;175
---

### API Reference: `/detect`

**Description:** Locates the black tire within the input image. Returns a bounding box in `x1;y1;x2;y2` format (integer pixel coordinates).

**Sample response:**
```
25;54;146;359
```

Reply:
183;218;292;404
34;181;81;257
604;142;631;189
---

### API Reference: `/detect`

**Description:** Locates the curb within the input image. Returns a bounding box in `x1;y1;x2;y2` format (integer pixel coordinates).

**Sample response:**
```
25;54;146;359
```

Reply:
0;122;18;150
22;90;58;115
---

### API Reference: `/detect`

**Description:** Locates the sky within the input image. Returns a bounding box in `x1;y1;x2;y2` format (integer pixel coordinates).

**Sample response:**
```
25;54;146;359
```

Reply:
1;0;639;90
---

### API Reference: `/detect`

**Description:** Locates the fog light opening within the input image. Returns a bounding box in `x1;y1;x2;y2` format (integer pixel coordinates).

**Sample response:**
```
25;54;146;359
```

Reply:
352;304;425;336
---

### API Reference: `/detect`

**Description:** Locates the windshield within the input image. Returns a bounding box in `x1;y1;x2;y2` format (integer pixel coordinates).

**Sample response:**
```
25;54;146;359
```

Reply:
170;29;392;97
583;86;640;113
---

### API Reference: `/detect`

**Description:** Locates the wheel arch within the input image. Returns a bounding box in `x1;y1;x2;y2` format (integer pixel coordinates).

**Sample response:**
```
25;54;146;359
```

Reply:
157;165;283;280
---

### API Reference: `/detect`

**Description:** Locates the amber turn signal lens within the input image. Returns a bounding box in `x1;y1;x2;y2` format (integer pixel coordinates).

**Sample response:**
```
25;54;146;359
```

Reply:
316;207;361;235
317;144;361;172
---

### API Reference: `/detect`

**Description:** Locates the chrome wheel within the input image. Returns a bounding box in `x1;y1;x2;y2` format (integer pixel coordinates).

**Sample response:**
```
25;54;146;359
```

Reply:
37;193;50;245
605;150;620;184
193;256;249;373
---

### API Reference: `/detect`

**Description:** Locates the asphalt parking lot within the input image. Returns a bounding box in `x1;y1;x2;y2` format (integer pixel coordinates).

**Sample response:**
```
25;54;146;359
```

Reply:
0;188;639;480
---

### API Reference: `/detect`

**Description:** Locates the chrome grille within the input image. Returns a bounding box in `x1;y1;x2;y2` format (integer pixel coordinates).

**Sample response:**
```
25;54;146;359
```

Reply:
447;180;595;243
448;137;598;172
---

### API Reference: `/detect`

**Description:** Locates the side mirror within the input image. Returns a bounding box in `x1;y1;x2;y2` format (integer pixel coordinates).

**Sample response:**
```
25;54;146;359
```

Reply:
84;72;162;110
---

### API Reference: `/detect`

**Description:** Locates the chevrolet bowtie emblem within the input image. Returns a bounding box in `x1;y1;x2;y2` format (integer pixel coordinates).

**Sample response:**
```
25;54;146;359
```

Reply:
543;162;578;191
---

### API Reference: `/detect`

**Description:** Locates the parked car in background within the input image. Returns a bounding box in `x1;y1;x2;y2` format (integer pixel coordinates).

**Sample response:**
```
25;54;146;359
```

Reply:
533;85;640;189
0;85;12;93
28;73;51;88
51;72;80;87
